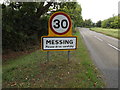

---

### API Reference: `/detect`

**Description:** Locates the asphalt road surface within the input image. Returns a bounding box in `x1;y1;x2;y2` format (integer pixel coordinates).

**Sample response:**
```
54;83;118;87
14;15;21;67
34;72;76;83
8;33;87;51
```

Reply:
79;28;119;88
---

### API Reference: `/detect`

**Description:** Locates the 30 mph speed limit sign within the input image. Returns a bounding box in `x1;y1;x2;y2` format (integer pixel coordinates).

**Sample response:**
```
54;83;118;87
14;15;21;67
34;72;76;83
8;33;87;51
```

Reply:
49;12;72;36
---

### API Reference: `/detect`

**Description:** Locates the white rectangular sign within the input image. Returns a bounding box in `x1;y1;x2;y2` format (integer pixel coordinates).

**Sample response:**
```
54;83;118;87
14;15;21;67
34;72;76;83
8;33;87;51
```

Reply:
42;37;77;51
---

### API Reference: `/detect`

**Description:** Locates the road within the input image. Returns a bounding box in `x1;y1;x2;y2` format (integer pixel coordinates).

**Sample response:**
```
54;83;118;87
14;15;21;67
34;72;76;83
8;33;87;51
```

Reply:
78;28;119;88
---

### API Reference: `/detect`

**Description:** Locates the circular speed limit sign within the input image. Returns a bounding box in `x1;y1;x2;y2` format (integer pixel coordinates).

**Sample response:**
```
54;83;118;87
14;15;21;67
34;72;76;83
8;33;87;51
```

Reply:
50;12;72;35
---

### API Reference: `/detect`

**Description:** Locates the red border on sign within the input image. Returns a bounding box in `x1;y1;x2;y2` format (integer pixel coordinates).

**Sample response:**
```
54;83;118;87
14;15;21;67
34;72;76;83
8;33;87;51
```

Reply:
50;12;72;35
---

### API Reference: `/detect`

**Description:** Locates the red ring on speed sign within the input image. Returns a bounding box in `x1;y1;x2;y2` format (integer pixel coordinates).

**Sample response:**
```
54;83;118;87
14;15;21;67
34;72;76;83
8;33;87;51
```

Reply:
50;12;72;35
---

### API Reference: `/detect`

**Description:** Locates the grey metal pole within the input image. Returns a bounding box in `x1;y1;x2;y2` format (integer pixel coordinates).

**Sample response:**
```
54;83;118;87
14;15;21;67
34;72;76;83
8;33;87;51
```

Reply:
68;51;70;62
47;51;49;62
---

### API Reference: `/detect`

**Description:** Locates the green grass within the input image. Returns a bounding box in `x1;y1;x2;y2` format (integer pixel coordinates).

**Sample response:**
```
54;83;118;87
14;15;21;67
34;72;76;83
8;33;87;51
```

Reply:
2;29;105;88
90;27;120;39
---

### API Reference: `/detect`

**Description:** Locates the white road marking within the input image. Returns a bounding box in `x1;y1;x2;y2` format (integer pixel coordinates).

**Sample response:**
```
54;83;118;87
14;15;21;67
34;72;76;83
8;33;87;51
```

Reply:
94;36;103;41
108;43;120;52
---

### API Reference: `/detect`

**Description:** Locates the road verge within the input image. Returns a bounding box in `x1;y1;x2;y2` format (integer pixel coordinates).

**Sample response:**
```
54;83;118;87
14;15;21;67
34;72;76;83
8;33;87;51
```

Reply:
3;29;105;88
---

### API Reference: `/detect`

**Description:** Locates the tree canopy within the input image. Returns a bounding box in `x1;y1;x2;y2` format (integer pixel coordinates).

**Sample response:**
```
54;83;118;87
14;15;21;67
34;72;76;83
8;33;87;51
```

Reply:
96;20;101;27
83;19;94;28
2;1;83;52
101;16;119;29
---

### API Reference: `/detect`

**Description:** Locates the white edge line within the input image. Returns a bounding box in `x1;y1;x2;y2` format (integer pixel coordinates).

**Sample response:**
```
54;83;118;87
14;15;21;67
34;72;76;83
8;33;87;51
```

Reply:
108;43;120;52
94;36;103;41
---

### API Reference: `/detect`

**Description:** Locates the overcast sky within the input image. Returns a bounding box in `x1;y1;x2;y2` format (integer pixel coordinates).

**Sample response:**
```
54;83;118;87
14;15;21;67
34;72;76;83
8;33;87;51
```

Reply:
77;0;119;23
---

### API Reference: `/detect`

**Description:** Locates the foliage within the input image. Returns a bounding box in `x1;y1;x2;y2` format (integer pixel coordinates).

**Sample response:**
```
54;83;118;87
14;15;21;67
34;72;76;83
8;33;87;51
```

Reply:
101;16;119;29
83;19;94;28
96;20;101;27
2;2;52;51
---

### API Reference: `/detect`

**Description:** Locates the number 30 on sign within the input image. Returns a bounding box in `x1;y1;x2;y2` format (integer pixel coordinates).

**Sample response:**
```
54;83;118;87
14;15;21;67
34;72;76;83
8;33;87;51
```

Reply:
49;12;72;36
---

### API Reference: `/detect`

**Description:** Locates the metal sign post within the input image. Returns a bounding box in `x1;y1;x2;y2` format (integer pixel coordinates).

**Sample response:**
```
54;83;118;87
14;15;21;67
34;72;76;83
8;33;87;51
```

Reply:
68;51;70;63
47;51;49;62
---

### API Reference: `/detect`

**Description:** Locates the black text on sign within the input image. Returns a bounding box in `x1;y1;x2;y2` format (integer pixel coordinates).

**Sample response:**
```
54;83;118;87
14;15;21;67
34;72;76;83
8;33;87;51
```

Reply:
42;37;77;50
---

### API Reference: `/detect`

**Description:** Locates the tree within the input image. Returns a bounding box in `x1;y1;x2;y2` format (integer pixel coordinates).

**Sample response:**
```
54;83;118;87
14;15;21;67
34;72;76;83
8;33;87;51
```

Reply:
110;16;119;28
101;16;119;29
2;2;53;51
96;20;101;27
83;19;93;28
118;16;120;28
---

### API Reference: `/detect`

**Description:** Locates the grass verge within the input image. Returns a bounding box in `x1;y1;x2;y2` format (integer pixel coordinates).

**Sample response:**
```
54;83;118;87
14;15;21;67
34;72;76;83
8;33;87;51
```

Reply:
3;29;105;88
90;27;120;39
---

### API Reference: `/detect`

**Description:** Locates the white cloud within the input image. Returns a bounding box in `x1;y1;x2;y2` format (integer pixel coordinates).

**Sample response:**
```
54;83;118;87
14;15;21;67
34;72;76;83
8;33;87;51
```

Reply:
77;0;119;23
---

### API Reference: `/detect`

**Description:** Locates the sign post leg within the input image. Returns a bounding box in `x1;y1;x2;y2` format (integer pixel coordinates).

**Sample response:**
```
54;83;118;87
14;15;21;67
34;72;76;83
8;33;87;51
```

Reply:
68;51;70;63
47;51;49;62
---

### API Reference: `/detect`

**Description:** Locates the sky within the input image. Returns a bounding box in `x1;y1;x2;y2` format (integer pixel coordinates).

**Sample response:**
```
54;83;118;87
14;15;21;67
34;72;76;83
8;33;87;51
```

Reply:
77;0;119;23
0;0;4;4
